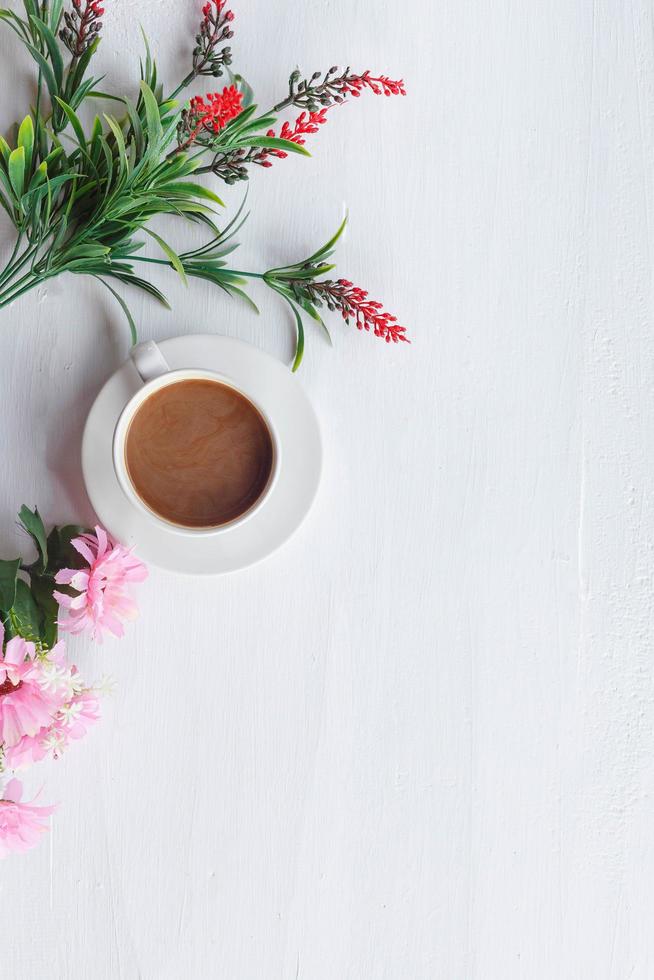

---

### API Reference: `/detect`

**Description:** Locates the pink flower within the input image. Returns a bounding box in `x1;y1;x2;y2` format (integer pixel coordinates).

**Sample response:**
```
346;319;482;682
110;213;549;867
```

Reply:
0;627;67;748
0;778;55;858
4;682;100;769
54;526;148;642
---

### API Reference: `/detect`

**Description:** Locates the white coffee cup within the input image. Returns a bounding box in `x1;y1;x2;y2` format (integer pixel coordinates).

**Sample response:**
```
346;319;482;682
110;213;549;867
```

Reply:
112;340;280;535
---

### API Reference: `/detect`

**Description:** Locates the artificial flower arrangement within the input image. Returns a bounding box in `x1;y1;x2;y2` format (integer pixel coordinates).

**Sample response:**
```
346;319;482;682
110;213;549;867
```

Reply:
0;0;409;855
0;507;147;857
0;0;409;367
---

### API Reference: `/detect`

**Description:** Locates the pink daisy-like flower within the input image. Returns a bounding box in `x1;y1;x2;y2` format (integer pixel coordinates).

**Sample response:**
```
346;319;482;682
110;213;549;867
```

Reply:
0;778;55;858
0;626;67;749
4;681;100;769
54;526;148;642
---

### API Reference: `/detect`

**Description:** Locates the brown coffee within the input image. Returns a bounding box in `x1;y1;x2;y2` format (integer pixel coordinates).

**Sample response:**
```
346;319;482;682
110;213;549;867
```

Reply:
124;379;274;528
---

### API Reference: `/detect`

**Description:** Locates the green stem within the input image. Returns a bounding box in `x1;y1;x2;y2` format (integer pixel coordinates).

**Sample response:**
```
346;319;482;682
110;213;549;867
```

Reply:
168;71;197;103
219;269;264;279
131;255;264;279
0;273;42;309
0;244;40;291
0;234;25;286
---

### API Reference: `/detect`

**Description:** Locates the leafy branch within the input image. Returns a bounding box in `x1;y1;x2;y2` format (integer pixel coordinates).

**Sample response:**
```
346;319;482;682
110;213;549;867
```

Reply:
0;0;407;367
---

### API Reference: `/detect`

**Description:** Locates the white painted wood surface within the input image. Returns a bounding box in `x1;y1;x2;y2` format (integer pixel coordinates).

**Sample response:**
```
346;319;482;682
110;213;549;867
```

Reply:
2;0;654;976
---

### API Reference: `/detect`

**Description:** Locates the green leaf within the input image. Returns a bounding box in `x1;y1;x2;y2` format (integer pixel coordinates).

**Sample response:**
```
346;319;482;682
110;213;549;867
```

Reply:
243;136;311;157
45;523;86;574
55;97;86;150
30;574;58;647
0;134;11;165
8;145;25;198
288;300;305;371
6;578;42;643
139;80;163;153
0;8;31;42
144;228;187;285
94;276;138;344
23;40;59;104
28;14;63;86
87;90;127;104
0;557;20;611
65;35;99;100
43;145;63;169
27;160;47;192
17;115;34;177
49;0;64;31
110;271;171;308
125;98;145;159
229;71;255;109
157;181;224;208
104;114;128;178
18;505;48;572
306;214;348;264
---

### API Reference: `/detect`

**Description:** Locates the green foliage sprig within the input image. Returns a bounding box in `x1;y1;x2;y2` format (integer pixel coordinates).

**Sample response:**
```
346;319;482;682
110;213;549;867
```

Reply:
0;0;408;367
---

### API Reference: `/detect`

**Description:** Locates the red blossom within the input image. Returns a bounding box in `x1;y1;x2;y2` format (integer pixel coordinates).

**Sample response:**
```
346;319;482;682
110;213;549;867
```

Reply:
330;279;409;344
289;278;409;345
188;85;244;136
194;0;234;77
255;109;329;167
340;73;406;98
274;67;406;113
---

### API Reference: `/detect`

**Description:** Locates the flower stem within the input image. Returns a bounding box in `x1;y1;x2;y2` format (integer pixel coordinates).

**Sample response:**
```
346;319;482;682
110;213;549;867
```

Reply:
0;274;42;309
168;71;197;103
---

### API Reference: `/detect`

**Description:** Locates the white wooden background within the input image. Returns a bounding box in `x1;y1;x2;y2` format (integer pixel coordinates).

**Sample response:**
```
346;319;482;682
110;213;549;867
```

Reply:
2;0;654;976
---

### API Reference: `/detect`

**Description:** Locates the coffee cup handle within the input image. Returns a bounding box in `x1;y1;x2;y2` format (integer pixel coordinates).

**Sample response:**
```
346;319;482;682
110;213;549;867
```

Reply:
130;340;170;383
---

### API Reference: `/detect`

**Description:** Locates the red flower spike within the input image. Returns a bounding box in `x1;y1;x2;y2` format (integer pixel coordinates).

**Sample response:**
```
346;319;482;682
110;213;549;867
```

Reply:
256;109;330;167
289;279;409;346
183;85;244;146
195;0;234;78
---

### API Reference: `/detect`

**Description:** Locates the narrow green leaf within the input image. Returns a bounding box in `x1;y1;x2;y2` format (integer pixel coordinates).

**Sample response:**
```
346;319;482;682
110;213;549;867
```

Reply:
125;98;145;159
0;134;11;165
28;14;63;86
87;90;127;104
45;524;86;574
229;71;255;108
243;136;311;157
139;80;163;151
66;35;99;99
7;578;42;643
55;97;86;150
0;557;21;611
0;9;31;42
23;41;58;104
17;114;34;177
27;160;47;192
95;276;138;344
110;272;171;308
157;181;224;207
288;300;305;371
18;504;48;570
144;228;187;285
43;145;63;169
30;574;58;647
103;114;128;177
8;146;25;198
306;214;348;264
49;0;64;31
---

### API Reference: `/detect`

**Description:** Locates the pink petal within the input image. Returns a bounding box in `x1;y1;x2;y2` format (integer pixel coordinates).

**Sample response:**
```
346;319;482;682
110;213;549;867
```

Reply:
71;538;96;566
4;779;22;803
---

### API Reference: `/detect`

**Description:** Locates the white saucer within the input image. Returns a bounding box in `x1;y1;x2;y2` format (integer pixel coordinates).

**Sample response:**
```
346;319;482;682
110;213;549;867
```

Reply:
81;335;322;574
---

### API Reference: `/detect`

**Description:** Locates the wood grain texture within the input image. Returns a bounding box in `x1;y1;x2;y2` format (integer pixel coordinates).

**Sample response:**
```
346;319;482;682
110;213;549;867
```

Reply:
2;0;654;977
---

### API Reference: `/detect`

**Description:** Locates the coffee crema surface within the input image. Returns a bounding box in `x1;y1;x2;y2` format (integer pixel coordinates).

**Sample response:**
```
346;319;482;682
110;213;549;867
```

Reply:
124;379;274;528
